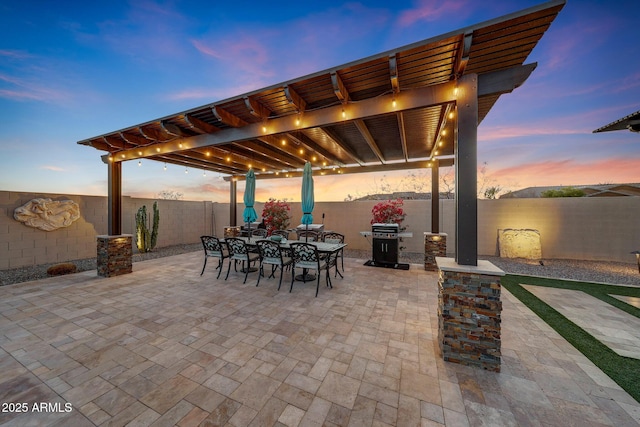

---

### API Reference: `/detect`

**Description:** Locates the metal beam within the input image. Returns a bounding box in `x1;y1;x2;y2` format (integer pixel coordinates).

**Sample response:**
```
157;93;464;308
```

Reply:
107;160;122;235
477;63;537;97
110;79;459;162
353;119;385;163
224;157;454;181
396;112;409;161
244;96;271;119
230;179;237;226
431;159;440;233
389;54;399;93
284;85;306;112
455;74;478;266
331;71;349;102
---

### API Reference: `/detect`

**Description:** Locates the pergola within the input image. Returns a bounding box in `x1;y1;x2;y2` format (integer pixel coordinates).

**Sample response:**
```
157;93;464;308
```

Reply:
78;0;565;267
593;109;640;133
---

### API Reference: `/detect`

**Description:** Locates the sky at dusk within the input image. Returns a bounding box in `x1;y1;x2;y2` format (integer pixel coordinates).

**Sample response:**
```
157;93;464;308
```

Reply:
1;0;638;202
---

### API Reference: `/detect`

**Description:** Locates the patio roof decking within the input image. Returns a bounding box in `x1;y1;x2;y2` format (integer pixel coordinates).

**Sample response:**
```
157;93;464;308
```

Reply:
76;0;566;266
78;1;564;180
1;253;639;426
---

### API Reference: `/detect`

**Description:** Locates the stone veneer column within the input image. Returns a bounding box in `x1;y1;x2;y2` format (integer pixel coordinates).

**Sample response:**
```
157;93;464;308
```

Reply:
436;257;505;372
97;235;133;277
424;232;447;271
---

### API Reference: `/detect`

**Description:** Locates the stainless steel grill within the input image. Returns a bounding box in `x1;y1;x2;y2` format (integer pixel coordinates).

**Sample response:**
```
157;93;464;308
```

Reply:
372;223;399;239
372;223;399;265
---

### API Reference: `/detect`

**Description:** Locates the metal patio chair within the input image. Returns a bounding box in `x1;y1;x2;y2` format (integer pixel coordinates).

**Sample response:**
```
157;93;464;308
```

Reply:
200;236;229;279
224;237;260;284
289;242;332;297
255;239;292;290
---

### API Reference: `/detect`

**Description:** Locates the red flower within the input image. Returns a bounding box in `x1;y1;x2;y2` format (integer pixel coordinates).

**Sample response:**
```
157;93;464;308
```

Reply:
371;199;406;227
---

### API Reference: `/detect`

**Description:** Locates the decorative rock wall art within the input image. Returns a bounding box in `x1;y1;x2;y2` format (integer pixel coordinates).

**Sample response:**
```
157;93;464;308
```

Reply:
498;228;542;259
14;198;80;231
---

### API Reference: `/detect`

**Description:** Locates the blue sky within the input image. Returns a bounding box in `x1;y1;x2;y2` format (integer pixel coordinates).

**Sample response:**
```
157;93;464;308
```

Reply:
1;0;638;202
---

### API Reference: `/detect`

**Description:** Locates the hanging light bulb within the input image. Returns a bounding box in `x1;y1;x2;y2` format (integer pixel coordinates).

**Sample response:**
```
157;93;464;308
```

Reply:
163;163;167;171
138;160;142;167
203;170;206;177
185;167;188;174
341;107;346;119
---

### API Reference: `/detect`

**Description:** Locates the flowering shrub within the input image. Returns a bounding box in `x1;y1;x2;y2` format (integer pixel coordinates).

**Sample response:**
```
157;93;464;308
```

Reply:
371;199;407;251
262;198;290;235
371;198;406;226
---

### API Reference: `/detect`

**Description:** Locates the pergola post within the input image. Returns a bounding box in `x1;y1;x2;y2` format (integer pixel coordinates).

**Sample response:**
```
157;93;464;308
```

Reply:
424;160;447;271
229;179;237;226
455;74;478;266
431;160;440;234
107;160;122;235
437;73;504;372
97;159;132;277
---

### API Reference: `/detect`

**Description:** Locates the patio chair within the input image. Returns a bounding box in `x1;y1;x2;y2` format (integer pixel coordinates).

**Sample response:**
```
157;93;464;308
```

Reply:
200;236;229;279
289;242;332;297
322;232;345;277
255;239;292;290
251;228;268;238
296;230;319;242
225;237;260;284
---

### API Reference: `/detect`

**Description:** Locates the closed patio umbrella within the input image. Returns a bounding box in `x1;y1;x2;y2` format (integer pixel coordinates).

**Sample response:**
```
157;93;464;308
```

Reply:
243;169;258;240
301;162;314;241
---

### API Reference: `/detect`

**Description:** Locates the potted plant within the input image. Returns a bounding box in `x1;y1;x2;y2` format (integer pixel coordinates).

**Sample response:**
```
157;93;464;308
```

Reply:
261;198;290;236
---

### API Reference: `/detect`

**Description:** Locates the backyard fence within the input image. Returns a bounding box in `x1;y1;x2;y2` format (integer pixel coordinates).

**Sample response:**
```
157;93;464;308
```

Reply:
1;190;639;269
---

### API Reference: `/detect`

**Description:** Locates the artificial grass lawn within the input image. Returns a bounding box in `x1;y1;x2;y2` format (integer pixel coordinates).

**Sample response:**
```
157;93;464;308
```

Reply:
502;274;640;403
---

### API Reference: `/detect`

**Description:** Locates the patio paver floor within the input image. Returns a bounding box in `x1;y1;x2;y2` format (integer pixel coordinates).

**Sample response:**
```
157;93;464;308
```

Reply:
1;252;639;426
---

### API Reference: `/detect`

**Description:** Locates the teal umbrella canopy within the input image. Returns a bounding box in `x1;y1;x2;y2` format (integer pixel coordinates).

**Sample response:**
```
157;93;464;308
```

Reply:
301;162;314;225
243;169;258;223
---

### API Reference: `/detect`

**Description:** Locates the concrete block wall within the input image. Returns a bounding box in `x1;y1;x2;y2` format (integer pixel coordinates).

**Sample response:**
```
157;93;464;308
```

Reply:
2;190;639;269
0;191;107;269
478;197;640;261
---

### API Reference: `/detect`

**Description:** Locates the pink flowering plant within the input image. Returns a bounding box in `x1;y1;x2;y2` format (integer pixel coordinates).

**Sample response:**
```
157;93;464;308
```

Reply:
262;198;290;235
371;199;407;250
371;198;406;227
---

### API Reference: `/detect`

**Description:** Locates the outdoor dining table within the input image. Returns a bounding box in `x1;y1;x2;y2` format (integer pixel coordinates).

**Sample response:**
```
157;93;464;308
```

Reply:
223;236;347;281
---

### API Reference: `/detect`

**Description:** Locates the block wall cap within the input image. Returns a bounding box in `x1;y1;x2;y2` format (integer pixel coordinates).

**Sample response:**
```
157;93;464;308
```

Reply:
436;257;505;276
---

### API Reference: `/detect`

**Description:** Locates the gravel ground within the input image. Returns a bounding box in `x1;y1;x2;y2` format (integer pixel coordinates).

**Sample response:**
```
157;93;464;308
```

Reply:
1;245;639;287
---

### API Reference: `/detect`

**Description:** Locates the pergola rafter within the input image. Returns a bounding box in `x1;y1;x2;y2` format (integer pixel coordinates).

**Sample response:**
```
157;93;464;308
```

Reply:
79;0;565;266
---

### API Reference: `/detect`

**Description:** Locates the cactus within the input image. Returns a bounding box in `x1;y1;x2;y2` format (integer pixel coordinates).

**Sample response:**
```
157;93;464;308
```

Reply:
150;201;159;250
135;202;159;253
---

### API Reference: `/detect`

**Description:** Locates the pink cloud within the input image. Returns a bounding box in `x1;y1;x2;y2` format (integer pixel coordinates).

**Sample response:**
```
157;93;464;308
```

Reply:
40;165;65;172
0;73;71;103
397;0;467;27
491;157;640;188
0;49;32;59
